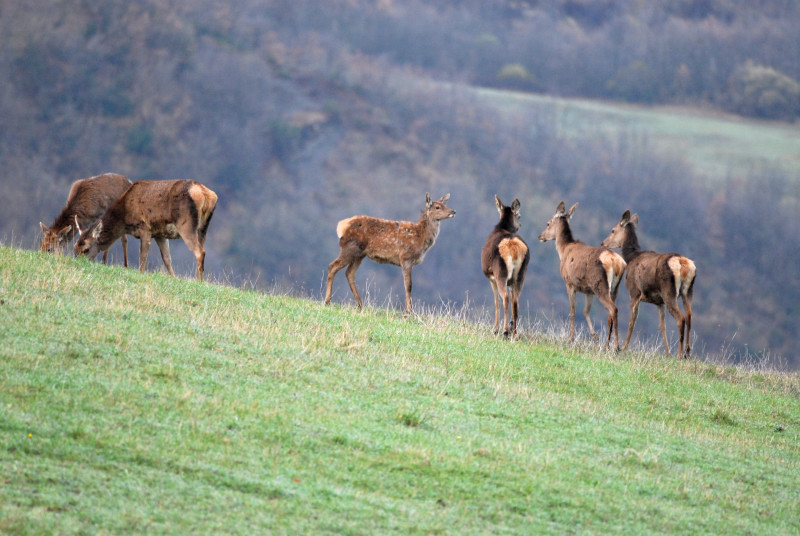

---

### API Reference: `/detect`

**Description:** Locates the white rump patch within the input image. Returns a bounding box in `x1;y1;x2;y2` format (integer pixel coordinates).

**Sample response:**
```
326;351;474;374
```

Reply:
668;256;696;297
336;217;355;238
599;250;625;292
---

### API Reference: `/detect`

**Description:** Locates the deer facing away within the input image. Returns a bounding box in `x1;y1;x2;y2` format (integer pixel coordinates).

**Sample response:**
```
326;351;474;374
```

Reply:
40;173;132;266
481;195;530;338
325;193;455;312
538;201;627;350
601;210;696;357
74;180;217;282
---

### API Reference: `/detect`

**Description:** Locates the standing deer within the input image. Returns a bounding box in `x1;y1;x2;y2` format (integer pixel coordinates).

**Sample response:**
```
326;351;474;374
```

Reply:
538;201;626;350
481;195;530;338
74;180;217;282
325;193;455;312
39;173;132;266
601;210;696;357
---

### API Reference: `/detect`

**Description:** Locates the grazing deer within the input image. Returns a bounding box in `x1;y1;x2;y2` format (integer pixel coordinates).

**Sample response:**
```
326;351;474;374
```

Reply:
39;173;132;266
74;180;217;282
601;210;696;357
325;193;455;312
538;201;626;350
481;195;530;338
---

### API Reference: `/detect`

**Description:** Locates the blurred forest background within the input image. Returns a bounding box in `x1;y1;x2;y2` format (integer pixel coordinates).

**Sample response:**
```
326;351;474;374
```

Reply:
1;0;799;368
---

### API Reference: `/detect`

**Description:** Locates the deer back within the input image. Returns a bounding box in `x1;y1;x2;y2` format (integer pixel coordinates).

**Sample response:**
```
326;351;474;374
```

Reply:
337;215;429;265
482;196;529;282
114;180;216;237
626;251;695;303
559;241;625;295
336;193;454;267
76;179;216;254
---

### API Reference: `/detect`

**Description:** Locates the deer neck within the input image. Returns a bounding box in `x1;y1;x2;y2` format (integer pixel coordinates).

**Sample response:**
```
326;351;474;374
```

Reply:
554;219;576;260
97;213;126;249
496;210;519;234
418;213;441;250
621;226;642;262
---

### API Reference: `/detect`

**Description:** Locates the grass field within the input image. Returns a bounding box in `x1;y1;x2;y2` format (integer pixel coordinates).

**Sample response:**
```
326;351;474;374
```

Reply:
476;87;800;181
1;245;799;534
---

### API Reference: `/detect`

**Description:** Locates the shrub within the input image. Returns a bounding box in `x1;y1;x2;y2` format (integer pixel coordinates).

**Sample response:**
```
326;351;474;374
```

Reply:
725;61;800;121
495;63;540;92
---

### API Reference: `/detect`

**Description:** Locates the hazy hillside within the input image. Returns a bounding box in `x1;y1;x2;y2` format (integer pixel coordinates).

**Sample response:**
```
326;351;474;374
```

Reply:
1;0;799;367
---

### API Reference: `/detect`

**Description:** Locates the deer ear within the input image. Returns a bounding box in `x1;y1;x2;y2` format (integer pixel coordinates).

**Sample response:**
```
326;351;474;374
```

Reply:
58;225;72;240
568;202;578;218
511;198;521;212
620;210;631;224
494;195;503;212
91;221;103;239
556;201;566;215
74;216;83;236
630;213;639;226
439;193;450;204
40;222;48;234
426;192;432;208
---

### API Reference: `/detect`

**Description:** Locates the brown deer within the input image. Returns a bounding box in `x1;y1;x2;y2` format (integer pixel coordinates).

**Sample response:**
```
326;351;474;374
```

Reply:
601;210;696;357
538;201;626;350
39;173;132;265
325;193;455;312
481;195;530;338
74;180;217;282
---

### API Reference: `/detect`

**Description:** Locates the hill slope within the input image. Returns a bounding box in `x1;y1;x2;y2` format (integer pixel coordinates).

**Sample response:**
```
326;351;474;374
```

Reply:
1;246;799;534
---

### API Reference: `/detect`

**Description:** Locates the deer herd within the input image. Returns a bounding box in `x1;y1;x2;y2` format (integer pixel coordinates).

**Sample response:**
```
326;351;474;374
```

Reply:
40;173;696;358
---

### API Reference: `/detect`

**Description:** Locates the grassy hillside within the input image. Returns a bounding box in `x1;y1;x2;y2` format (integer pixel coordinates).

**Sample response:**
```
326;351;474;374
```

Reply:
1;246;799;534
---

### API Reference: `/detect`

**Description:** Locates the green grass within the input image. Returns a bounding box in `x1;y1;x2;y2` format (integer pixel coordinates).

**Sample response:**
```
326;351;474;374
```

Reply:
476;87;800;181
1;245;799;534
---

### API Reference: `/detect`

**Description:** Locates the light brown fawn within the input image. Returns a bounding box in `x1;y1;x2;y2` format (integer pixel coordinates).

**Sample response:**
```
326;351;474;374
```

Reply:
74;180;217;282
40;173;132;266
325;193;455;312
538;201;626;350
481;195;530;338
601;210;696;357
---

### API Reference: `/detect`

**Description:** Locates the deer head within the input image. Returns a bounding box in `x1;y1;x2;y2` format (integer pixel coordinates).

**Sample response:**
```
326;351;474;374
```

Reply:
495;195;522;232
39;221;74;253
601;210;639;249
538;201;578;242
425;192;455;221
73;220;104;259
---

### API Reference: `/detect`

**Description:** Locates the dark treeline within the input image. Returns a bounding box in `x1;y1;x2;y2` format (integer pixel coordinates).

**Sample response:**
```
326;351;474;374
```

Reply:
1;0;798;368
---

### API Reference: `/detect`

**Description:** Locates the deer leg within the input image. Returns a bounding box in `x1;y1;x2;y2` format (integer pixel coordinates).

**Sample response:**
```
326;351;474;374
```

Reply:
345;256;365;308
583;294;598;341
121;235;129;268
512;281;523;338
102;249;109;265
567;286;577;342
181;231;206;282
665;296;686;358
682;295;693;358
497;281;510;337
596;291;619;351
624;295;641;350
401;262;414;313
154;237;175;277
138;234;152;273
488;278;501;334
657;304;670;355
509;284;518;337
325;256;348;305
